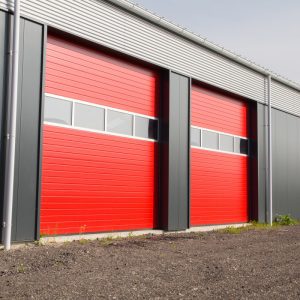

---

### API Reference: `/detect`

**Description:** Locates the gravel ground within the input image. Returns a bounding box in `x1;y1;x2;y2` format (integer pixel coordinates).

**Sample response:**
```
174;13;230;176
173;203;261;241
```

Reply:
0;225;300;300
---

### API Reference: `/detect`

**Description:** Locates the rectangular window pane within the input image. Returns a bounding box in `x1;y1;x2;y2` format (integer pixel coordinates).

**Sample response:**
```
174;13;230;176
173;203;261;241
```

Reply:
240;139;249;154
191;128;201;147
220;134;234;152
135;116;158;140
234;137;249;155
107;110;133;136
44;96;72;125
202;130;219;150
74;103;105;131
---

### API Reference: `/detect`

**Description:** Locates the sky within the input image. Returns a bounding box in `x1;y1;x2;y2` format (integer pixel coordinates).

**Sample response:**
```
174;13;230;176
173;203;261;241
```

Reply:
133;0;300;84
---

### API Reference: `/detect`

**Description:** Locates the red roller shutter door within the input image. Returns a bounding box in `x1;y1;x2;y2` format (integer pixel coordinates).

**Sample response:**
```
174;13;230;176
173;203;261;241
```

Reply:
40;35;159;235
191;85;248;225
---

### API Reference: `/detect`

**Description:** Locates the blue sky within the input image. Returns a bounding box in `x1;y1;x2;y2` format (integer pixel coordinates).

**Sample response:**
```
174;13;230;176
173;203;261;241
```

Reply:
133;0;300;84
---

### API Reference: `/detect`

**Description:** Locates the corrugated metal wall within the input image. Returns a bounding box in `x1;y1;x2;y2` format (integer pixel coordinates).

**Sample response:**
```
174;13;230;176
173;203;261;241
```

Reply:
272;80;300;117
0;0;300;116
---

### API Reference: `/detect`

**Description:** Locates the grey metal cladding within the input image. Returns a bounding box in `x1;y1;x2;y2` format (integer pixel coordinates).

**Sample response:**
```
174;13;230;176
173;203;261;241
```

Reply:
1;0;266;104
256;103;267;223
0;10;9;242
11;18;44;241
168;72;189;230
272;108;300;220
272;80;300;116
257;104;300;221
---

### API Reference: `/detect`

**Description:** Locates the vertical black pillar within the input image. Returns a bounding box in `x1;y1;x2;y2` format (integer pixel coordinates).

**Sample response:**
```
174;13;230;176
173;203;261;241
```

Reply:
248;101;258;221
160;71;190;231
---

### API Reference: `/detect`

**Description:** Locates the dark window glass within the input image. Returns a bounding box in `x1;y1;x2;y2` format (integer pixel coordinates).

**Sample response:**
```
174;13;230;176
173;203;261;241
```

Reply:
135;116;158;140
74;103;105;131
44;96;72;125
234;137;248;155
220;134;234;152
240;139;249;155
107;110;133;136
202;130;219;150
191;128;201;147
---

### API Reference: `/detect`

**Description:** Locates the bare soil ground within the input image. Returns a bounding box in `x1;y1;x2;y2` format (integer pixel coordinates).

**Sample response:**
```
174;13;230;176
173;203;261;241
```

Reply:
1;225;300;300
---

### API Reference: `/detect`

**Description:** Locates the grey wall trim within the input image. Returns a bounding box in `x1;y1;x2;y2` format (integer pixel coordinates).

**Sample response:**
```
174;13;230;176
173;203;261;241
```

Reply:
0;0;299;118
160;71;190;231
0;10;10;242
257;103;267;223
4;15;44;242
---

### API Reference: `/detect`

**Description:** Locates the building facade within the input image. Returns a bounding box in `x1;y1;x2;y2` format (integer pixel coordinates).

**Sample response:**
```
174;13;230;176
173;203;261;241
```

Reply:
1;0;300;243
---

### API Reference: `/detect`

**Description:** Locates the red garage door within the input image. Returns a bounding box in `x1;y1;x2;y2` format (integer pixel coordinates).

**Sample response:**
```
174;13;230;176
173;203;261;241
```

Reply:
191;85;249;225
40;35;159;235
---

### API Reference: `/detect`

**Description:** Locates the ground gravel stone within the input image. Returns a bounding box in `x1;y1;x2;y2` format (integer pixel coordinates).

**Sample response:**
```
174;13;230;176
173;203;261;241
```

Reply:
0;225;300;299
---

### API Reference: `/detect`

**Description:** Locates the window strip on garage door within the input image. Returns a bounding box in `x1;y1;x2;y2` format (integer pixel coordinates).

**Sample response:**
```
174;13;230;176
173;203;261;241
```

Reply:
191;125;248;156
44;93;159;142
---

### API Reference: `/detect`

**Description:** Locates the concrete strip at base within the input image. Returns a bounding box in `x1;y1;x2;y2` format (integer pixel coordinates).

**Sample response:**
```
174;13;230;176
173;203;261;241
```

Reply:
40;229;165;245
0;223;249;249
40;223;249;245
0;243;35;250
186;223;249;233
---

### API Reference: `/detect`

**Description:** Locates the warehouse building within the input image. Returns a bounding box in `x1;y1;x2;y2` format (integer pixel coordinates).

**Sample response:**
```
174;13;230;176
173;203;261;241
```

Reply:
1;0;300;245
